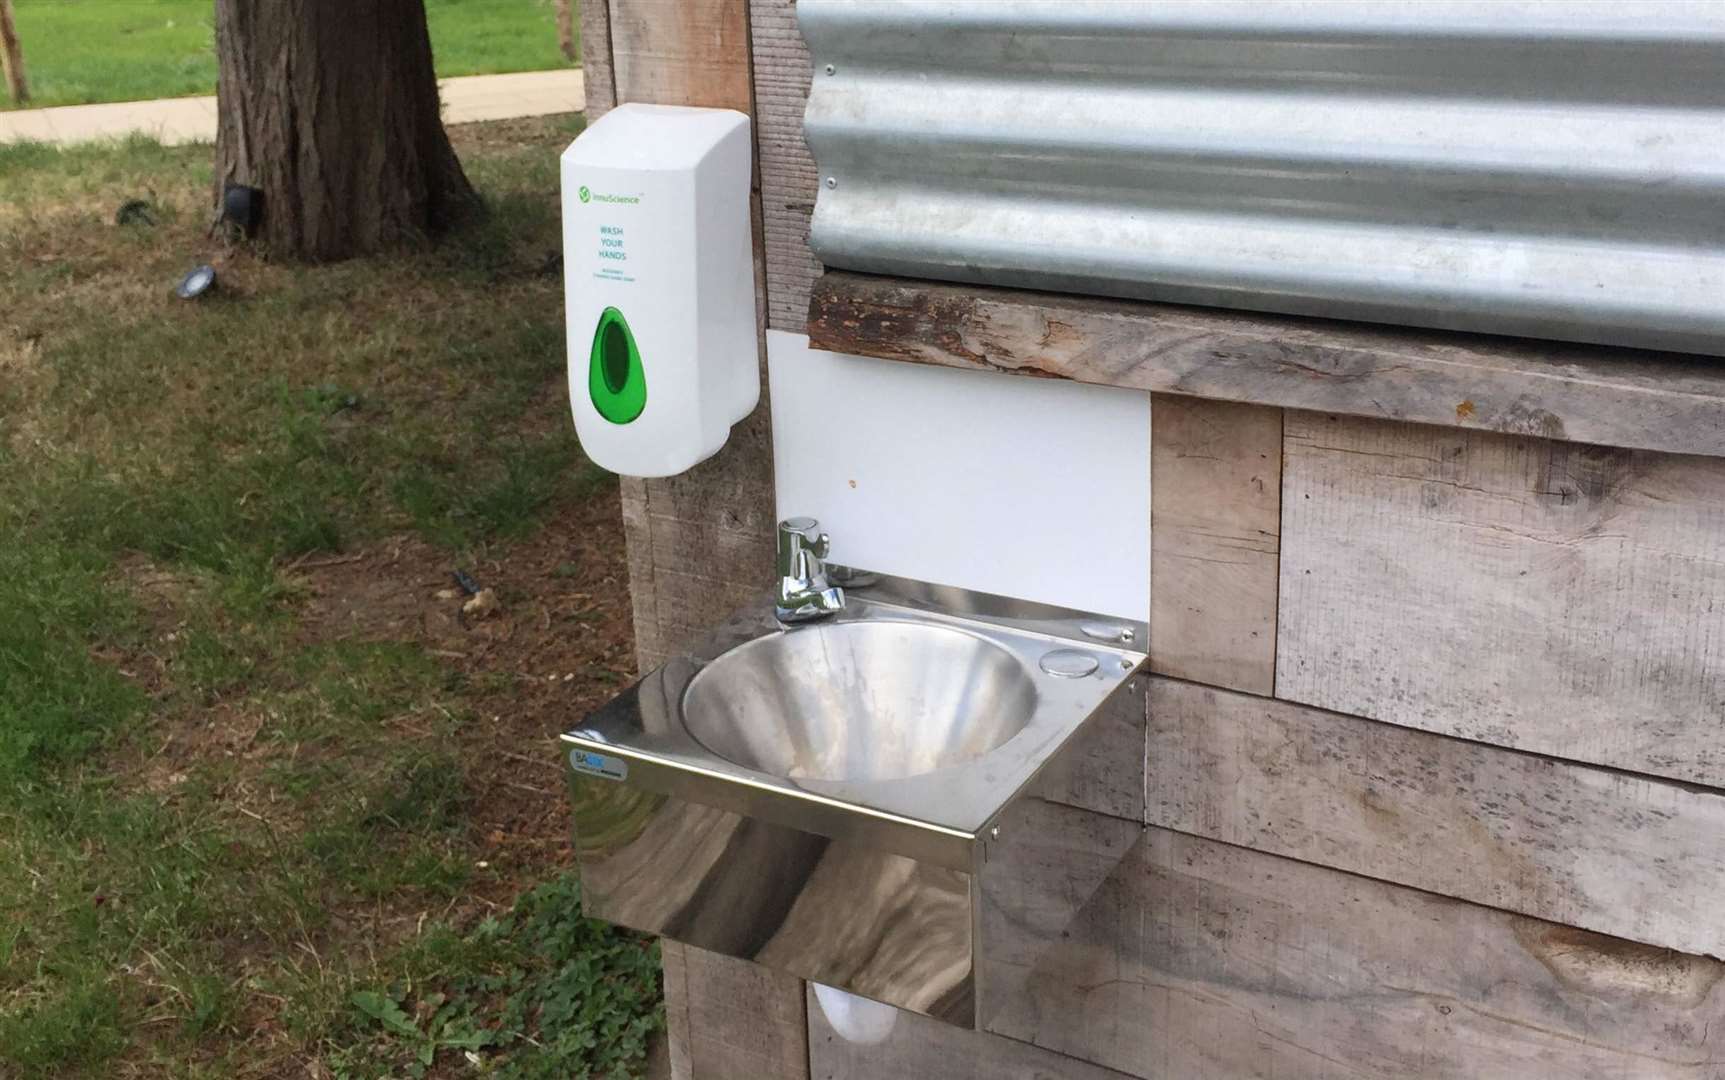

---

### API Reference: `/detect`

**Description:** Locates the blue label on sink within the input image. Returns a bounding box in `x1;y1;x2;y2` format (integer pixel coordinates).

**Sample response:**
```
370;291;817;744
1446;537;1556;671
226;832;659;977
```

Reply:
569;748;629;782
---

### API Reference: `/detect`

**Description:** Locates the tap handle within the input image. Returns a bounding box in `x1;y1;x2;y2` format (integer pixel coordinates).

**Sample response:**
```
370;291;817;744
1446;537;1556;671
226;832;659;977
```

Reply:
778;517;832;571
780;518;828;555
774;516;846;621
780;516;822;544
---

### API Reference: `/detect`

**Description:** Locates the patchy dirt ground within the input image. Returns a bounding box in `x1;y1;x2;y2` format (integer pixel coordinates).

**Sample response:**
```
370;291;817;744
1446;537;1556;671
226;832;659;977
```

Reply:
92;485;653;1078
126;484;634;898
0;113;677;1080
293;490;636;886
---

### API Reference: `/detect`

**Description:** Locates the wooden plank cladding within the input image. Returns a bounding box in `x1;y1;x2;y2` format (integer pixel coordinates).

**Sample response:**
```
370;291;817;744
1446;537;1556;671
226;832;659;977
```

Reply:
608;0;753;112
1149;398;1281;695
1278;412;1725;787
1147;677;1725;958
985;827;1725;1080
806;270;1725;459
750;0;823;333
602;0;778;673
812;984;1136;1080
577;0;617;117
710;10;1725;1080
663;942;809;1080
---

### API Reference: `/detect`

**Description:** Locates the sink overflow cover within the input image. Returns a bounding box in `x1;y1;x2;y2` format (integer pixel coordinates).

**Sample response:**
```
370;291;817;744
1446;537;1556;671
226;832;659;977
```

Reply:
1039;649;1101;679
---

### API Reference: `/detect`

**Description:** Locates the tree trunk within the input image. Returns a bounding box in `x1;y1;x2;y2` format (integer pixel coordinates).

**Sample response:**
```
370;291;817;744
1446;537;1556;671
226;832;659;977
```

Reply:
0;0;28;106
556;0;577;62
214;0;478;261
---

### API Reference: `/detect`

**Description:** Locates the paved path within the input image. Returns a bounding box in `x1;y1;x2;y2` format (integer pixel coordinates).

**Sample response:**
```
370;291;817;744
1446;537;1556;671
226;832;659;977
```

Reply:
0;68;586;145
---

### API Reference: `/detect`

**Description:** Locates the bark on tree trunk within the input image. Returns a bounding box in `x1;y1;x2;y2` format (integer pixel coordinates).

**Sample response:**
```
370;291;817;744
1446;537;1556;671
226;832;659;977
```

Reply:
214;0;478;262
0;0;28;106
556;0;577;62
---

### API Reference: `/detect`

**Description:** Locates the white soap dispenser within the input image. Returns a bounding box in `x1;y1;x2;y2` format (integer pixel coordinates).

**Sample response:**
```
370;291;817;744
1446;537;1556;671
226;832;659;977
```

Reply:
560;103;759;477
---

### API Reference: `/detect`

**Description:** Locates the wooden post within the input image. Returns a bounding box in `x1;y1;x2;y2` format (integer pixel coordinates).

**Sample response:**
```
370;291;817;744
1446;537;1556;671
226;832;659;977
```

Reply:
0;0;28;106
585;0;803;1076
556;0;578;62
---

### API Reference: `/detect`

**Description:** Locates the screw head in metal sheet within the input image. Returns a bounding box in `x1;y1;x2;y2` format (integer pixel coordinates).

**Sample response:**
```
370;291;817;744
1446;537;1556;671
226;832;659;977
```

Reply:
825;177;837;189
825;64;836;76
1039;648;1100;679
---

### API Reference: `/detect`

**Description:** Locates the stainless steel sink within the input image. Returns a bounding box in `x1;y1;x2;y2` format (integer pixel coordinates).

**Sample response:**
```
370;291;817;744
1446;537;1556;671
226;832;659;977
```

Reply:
562;570;1146;1029
682;620;1036;783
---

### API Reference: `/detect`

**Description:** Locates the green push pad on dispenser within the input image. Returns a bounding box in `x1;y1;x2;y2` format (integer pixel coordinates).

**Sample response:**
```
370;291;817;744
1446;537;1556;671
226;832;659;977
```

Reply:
589;306;646;424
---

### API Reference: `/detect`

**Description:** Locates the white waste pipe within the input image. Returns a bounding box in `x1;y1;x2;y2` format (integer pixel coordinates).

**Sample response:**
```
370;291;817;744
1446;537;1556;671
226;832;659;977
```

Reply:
811;983;898;1044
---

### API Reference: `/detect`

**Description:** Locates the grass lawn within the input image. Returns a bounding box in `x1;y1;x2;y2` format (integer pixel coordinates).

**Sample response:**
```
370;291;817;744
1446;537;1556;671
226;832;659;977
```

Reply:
3;0;577;111
0;115;664;1078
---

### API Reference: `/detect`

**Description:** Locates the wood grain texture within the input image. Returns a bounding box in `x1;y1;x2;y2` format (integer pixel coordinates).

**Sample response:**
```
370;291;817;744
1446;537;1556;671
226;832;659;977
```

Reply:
1277;411;1725;786
1148;677;1725;957
810;981;1135;1080
751;0;823;332
1149;397;1281;695
577;0;616;117
660;939;695;1080
806;270;1725;458
620;436;777;671
610;0;752;112
664;942;810;1080
988;826;1725;1080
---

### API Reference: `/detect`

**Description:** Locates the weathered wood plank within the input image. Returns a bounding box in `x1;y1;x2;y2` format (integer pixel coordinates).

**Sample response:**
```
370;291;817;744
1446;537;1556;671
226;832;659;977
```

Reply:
987;826;1725;1079
622;444;776;672
626;468;780;670
609;0;752;113
577;0;617;118
663;942;809;1080
805;270;1725;459
810;981;1135;1080
750;0;822;333
603;4;796;1075
1277;411;1725;786
1149;397;1281;695
1148;677;1725;958
604;0;777;673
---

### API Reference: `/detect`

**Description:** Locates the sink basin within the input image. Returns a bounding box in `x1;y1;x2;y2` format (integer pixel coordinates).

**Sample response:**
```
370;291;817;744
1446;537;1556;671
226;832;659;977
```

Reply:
681;620;1037;783
562;571;1148;1029
565;575;1142;865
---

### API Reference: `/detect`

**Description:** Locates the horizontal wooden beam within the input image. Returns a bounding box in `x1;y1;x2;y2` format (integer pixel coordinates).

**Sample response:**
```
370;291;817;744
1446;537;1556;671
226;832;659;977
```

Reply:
1147;677;1725;958
1278;410;1725;788
806;270;1725;458
985;826;1725;1080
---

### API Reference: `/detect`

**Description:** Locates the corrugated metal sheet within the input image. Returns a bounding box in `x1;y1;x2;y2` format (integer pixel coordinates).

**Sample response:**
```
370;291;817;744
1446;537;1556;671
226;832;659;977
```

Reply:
799;1;1725;356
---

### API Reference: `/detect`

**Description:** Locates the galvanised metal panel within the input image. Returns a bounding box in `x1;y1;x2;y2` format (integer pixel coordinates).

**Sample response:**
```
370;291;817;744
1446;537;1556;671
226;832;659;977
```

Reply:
799;1;1725;356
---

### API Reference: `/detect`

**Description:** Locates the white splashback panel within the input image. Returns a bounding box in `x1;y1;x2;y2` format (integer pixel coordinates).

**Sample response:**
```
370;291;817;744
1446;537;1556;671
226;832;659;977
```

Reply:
768;330;1150;622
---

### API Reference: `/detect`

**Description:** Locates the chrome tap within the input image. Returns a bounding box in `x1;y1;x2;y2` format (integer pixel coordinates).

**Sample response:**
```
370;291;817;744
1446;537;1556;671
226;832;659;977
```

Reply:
775;517;845;623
